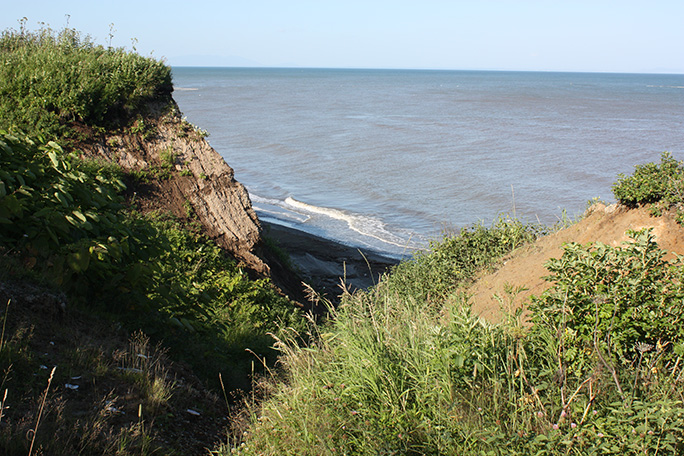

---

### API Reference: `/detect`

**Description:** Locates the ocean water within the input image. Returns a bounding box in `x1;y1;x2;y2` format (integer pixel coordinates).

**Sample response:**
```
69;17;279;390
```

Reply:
171;68;684;257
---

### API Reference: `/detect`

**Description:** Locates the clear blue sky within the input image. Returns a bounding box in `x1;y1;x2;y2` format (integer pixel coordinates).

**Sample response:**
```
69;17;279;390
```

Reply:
2;1;683;73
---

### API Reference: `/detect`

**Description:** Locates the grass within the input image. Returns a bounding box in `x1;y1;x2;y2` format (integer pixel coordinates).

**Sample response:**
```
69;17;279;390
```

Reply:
28;366;56;456
0;294;226;455
223;223;684;455
0;21;172;140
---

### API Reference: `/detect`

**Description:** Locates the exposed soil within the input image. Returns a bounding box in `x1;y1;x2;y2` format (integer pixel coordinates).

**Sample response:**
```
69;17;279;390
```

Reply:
466;203;684;322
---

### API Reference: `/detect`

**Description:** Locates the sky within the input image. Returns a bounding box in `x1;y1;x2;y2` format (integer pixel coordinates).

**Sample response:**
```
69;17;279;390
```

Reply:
2;1;683;74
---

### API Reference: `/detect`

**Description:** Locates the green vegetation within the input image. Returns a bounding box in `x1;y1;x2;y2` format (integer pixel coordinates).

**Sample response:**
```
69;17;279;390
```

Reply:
383;216;544;302
225;157;684;455
0;22;306;454
0;21;172;140
613;151;684;222
0;130;301;387
3;20;683;455
228;231;684;456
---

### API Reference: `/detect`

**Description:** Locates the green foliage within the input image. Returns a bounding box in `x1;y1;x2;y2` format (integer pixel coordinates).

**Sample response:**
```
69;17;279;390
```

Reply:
147;214;301;347
612;152;684;221
0;130;151;297
0;132;302;388
531;228;684;376
383;216;544;302
0;23;172;139
229;226;684;455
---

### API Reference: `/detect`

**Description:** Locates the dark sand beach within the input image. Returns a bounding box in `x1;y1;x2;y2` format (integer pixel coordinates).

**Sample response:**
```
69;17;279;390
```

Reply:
261;221;401;301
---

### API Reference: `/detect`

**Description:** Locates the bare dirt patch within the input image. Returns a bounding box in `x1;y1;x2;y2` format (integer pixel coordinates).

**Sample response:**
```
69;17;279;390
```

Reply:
467;203;684;322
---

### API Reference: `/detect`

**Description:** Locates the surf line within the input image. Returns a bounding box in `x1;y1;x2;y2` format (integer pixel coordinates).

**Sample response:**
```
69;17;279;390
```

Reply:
283;197;413;250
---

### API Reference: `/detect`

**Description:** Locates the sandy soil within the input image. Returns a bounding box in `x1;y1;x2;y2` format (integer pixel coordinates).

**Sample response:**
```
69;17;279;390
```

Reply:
466;203;684;322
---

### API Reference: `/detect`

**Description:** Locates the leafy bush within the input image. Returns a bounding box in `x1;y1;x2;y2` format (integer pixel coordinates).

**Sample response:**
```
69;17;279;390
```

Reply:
0;22;172;139
531;228;684;371
612;152;684;221
0;130;151;296
383;216;544;302
0;131;302;388
228;227;684;455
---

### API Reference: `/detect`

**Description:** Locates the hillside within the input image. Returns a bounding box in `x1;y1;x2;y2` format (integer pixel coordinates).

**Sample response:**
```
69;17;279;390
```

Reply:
468;202;684;322
0;25;309;455
229;154;684;455
74;103;268;275
3;24;683;456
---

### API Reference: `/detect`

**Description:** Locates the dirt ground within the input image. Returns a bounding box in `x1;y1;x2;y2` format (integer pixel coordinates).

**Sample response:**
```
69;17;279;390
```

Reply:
466;203;684;322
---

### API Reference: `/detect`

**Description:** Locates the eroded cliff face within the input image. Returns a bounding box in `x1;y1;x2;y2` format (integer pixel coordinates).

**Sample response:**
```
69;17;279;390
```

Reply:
78;102;270;276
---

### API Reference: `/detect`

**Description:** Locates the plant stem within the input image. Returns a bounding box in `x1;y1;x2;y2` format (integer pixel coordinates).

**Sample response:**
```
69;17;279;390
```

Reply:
28;366;56;456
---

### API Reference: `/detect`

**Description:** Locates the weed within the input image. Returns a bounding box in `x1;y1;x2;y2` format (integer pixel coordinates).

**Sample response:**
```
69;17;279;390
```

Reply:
0;300;9;352
0;25;172;139
28;366;56;456
159;146;177;168
179;118;209;139
0;389;7;423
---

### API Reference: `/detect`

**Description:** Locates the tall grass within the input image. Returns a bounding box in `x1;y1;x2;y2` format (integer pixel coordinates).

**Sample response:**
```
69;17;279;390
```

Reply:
225;223;684;455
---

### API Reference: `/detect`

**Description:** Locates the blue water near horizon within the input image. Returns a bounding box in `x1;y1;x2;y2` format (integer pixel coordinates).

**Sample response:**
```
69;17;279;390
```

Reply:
171;67;684;258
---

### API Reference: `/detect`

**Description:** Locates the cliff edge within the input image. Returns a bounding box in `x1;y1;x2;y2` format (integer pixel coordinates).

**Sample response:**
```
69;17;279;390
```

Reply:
77;102;270;276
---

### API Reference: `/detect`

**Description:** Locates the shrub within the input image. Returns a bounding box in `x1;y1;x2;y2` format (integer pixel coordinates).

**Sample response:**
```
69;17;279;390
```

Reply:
531;228;684;370
228;227;684;455
0;130;149;295
382;216;544;302
612;152;684;221
0;23;172;139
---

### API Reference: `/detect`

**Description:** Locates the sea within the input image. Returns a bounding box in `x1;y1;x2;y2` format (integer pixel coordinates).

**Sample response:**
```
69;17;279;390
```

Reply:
171;68;684;258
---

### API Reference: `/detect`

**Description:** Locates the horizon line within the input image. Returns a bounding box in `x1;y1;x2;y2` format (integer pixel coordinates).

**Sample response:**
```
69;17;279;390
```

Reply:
169;65;684;76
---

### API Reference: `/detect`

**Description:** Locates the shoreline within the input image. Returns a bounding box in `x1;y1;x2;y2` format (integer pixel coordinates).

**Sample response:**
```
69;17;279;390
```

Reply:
260;221;402;300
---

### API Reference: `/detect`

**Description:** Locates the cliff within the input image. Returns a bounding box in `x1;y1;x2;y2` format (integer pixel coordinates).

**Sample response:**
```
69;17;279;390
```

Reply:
77;102;270;276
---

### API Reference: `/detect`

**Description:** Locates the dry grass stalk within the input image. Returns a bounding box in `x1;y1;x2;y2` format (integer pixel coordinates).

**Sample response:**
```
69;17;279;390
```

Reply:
28;365;56;456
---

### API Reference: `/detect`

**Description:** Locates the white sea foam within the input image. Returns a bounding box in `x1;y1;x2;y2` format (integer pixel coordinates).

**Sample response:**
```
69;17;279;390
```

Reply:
251;192;423;252
282;197;420;250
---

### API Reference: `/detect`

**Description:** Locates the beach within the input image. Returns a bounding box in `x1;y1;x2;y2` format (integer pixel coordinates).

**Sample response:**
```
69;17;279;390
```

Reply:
261;221;401;301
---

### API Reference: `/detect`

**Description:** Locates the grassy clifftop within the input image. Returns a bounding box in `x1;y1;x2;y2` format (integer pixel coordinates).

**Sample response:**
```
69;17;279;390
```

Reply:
0;22;172;140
